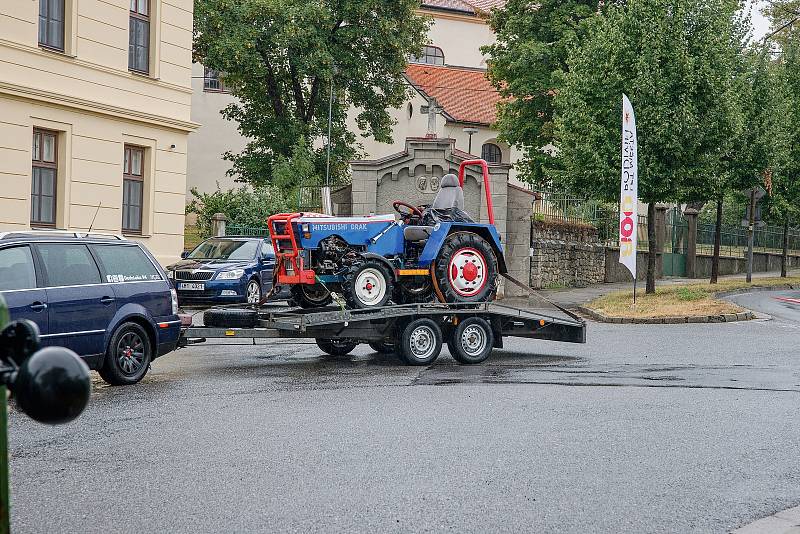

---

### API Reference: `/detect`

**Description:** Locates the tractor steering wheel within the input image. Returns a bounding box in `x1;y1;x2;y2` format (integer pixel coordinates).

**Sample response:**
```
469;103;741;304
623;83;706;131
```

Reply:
393;201;423;222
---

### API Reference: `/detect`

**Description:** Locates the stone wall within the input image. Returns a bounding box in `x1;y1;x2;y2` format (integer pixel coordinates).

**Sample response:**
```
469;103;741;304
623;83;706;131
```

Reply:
604;248;663;282
694;252;800;278
529;219;605;289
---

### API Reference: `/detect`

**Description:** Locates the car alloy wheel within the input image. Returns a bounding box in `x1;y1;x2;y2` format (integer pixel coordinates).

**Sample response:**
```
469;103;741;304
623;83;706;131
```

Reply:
247;280;261;305
117;331;146;376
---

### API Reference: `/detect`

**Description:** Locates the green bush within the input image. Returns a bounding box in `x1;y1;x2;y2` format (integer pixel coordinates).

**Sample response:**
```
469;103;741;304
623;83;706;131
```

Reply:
186;185;296;238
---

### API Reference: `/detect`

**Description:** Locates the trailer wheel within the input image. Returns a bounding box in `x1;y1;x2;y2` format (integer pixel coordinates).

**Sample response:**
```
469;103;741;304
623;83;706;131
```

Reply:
368;340;396;354
447;317;494;364
433;232;498;304
399;318;442;366
316;339;358;356
203;308;259;328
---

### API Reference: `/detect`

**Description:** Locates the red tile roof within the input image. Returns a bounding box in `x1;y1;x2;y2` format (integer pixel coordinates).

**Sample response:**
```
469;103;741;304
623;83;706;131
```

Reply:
405;64;502;126
421;0;506;16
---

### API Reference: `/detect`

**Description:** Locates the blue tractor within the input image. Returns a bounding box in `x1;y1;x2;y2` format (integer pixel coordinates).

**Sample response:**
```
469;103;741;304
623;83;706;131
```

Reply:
268;160;508;309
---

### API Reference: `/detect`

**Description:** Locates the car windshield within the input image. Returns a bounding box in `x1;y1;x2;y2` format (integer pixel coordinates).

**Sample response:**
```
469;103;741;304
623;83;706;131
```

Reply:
188;239;259;261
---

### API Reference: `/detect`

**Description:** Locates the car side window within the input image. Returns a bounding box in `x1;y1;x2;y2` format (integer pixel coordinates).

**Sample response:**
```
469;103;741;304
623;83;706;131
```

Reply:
0;246;37;291
37;244;102;287
91;245;162;283
261;242;274;259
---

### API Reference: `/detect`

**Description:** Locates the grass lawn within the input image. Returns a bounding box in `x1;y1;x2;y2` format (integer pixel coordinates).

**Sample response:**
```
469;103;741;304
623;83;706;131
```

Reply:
587;277;800;319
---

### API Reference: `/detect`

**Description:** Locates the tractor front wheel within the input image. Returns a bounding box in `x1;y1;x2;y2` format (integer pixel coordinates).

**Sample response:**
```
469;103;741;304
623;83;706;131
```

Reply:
342;260;394;309
433;232;498;304
290;284;332;309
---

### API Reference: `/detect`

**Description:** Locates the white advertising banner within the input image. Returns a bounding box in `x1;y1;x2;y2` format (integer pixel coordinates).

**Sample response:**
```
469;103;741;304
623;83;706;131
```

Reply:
619;94;638;280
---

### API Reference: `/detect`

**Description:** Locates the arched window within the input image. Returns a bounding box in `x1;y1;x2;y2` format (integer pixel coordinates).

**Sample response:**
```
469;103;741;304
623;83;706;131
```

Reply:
481;143;502;164
410;46;445;65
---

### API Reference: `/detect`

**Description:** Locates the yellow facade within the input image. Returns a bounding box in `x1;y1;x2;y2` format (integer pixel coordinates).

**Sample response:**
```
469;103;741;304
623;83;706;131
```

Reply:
0;0;196;264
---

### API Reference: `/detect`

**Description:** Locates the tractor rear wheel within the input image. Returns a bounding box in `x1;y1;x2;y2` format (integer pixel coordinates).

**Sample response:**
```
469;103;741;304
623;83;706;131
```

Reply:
290;284;332;309
342;260;394;309
433;232;498;304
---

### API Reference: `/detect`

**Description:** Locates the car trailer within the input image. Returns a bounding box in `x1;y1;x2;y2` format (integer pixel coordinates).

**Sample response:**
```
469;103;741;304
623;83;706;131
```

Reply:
180;301;586;366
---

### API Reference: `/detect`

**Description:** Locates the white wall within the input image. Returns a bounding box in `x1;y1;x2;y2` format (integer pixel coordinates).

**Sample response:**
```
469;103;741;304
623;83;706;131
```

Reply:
186;63;246;195
426;13;496;68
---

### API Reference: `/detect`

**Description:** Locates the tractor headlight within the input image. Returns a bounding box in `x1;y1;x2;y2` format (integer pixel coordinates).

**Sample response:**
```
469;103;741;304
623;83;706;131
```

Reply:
166;270;174;279
216;269;245;280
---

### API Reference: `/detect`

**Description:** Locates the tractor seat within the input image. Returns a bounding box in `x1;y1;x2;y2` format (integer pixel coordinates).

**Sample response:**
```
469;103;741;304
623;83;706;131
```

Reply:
432;174;464;210
403;225;434;242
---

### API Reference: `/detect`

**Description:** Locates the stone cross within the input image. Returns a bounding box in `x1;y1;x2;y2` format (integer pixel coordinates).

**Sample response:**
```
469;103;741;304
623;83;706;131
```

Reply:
421;97;441;139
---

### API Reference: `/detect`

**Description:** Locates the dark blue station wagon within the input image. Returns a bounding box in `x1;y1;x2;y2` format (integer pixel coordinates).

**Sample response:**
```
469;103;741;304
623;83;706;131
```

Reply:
0;231;181;385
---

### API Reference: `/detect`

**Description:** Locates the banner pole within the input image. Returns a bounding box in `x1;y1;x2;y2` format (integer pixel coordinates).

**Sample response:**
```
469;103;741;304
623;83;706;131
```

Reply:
633;276;637;305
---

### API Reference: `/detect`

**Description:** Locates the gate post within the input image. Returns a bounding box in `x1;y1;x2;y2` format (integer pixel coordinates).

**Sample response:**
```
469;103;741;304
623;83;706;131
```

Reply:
211;213;228;237
685;208;699;278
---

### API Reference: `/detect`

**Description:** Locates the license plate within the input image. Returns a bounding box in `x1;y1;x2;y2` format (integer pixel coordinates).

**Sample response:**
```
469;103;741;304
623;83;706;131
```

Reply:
178;283;204;291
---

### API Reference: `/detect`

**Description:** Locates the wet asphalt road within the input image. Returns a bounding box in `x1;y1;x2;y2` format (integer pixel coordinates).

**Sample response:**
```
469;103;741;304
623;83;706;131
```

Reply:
8;292;800;534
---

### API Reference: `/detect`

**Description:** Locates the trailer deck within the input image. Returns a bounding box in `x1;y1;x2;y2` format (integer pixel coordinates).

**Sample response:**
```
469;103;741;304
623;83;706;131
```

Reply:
181;301;585;366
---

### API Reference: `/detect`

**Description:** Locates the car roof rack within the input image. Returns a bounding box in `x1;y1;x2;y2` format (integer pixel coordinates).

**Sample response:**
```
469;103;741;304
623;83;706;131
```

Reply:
0;230;126;241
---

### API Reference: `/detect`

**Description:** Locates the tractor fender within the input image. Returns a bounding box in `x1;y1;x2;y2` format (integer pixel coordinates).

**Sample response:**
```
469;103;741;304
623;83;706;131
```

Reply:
450;225;507;274
418;224;507;274
360;253;399;281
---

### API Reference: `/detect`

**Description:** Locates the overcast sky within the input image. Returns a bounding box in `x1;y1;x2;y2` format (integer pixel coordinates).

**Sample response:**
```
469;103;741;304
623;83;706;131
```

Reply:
751;0;770;40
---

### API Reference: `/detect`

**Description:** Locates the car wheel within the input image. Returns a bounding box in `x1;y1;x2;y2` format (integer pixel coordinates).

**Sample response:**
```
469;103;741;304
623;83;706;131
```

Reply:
246;279;261;305
399;318;442;366
316;339;358;356
203;308;259;328
448;317;494;364
98;322;152;386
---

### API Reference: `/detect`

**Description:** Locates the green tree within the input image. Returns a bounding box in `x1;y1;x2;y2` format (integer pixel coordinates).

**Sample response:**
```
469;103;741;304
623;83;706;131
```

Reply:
194;0;429;186
482;0;608;186
770;35;800;275
552;0;744;293
763;0;800;47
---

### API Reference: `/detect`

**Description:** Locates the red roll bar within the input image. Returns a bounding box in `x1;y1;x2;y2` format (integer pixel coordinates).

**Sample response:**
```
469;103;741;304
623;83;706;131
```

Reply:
458;159;495;225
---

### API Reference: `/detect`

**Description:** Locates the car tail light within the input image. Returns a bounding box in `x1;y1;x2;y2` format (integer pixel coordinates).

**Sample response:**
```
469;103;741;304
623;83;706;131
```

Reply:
170;288;179;315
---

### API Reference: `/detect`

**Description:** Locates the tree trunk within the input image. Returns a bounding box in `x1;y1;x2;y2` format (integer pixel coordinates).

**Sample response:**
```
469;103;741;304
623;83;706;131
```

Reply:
646;203;657;294
782;217;790;278
710;198;723;284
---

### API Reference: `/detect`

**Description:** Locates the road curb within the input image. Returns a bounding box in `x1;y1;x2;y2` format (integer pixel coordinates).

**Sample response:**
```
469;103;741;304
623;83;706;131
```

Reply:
576;306;755;324
731;504;800;533
578;284;796;325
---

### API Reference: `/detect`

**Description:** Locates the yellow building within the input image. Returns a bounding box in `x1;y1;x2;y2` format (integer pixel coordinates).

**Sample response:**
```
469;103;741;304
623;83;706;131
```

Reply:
0;0;197;264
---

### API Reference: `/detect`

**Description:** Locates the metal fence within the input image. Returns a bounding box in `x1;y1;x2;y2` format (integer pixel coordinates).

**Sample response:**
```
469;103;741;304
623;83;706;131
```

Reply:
532;192;800;258
696;222;800;258
226;224;270;237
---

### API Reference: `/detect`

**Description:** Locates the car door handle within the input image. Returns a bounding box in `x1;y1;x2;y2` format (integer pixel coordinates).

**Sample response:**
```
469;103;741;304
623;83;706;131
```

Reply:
100;296;116;305
30;302;47;312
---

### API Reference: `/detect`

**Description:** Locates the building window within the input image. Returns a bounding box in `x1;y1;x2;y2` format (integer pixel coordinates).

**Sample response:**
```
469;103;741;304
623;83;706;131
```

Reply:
129;0;150;74
39;0;65;51
481;143;502;164
410;46;445;66
203;67;228;93
123;145;145;234
31;129;58;227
